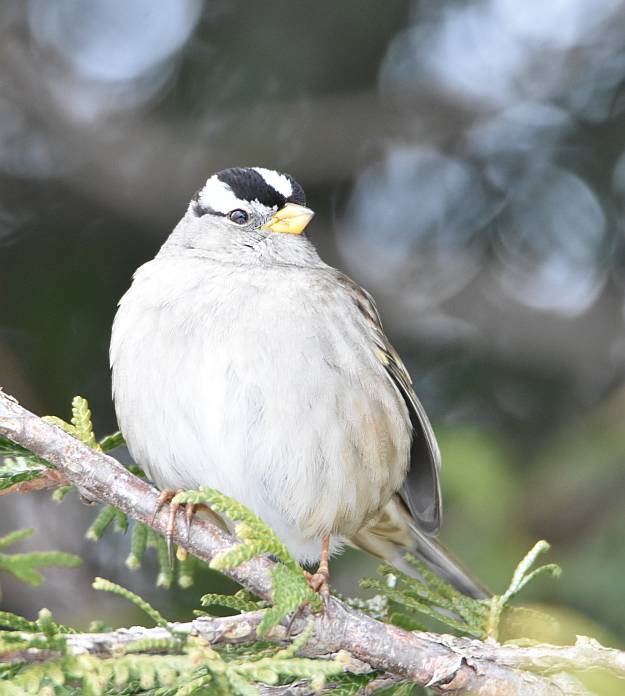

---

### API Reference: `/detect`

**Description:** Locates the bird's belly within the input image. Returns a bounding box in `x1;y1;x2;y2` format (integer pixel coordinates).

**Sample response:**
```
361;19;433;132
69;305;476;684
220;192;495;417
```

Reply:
112;284;410;562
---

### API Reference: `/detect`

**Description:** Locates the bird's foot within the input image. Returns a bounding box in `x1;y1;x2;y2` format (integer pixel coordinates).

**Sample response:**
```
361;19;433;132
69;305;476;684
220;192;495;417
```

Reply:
304;569;330;597
303;569;331;614
304;534;331;606
284;570;330;637
152;489;209;565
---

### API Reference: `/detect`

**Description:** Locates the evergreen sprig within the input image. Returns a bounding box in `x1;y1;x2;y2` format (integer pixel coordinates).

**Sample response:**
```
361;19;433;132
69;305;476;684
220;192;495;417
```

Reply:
258;564;319;635
361;555;488;637
172;488;297;573
92;577;169;629
172;487;322;632
0;439;49;491
361;541;561;640
0;611;37;632
0;529;81;596
43;396;101;451
200;589;268;615
125;523;149;570
486;540;561;640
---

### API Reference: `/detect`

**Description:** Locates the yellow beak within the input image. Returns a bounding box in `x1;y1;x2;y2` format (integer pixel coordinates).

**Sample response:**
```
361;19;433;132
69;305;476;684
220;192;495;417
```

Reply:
262;202;315;235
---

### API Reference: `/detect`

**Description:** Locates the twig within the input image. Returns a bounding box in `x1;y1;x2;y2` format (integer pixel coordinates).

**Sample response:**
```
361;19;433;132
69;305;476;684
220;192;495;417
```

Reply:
0;468;68;496
0;389;615;695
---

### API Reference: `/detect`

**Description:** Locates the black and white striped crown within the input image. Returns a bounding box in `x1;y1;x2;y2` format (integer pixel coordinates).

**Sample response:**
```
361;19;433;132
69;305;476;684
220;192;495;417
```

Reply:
194;167;306;215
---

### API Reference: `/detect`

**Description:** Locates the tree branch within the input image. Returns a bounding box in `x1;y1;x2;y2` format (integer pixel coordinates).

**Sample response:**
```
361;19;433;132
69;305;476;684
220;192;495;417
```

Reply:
6;612;625;681
0;389;617;695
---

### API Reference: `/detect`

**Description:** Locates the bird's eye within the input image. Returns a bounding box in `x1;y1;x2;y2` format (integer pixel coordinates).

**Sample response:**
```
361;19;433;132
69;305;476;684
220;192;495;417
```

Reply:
228;209;249;224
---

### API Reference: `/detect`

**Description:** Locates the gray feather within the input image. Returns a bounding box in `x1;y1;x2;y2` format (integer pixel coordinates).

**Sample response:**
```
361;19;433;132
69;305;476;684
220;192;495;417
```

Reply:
336;273;442;535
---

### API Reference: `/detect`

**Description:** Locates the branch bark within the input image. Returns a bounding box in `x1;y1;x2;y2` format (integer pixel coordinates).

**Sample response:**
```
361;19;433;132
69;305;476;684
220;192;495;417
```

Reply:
6;612;625;680
0;389;618;695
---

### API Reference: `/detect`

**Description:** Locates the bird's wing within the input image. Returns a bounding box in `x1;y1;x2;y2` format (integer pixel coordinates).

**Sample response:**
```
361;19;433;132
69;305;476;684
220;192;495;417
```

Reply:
336;273;442;536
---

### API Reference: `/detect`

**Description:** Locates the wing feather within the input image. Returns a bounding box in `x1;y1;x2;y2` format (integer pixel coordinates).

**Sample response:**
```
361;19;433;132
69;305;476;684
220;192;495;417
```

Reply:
336;273;442;535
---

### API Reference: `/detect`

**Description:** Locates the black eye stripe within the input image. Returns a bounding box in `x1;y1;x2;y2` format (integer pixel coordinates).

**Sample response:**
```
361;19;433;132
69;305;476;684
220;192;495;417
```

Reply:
192;200;226;218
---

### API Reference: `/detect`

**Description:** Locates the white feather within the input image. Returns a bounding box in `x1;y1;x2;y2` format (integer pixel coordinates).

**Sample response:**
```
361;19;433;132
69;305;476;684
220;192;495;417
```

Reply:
253;167;293;198
197;175;242;214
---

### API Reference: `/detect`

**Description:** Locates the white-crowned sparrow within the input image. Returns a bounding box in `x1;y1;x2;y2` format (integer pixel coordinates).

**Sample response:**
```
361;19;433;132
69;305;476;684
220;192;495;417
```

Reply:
111;166;486;598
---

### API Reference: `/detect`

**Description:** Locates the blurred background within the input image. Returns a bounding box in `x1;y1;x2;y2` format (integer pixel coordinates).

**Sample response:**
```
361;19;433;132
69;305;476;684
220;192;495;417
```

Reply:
2;0;625;679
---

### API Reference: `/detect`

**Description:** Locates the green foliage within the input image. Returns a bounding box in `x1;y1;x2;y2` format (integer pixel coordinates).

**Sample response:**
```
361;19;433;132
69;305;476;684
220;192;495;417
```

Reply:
44;394;124;459
0;454;45;490
43;396;100;451
51;485;73;502
200;589;267;615
361;541;561;641
151;529;175;589
0;439;49;491
176;553;196;589
0;438;46;465
172;488;297;573
85;506;118;542
3;646;212;696
0;529;81;597
173;487;322;631
1;396;204;591
0;611;38;632
361;555;488;637
258;564;318;636
486;540;561;640
92;577;169;629
98;431;125;452
126;522;149;570
334;592;388;620
1;582;345;696
88;509;184;587
70;396;98;450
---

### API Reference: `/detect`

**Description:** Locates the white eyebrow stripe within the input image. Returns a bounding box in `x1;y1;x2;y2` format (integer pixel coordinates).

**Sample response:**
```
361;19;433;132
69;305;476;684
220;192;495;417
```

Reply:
198;175;242;214
253;167;293;198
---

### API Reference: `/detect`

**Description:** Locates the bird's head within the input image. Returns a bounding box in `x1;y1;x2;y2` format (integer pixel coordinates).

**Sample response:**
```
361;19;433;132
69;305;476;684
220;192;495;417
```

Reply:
166;167;315;258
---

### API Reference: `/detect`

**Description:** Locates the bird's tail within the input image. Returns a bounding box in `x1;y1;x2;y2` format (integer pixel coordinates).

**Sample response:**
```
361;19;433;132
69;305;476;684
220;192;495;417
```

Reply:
350;495;489;600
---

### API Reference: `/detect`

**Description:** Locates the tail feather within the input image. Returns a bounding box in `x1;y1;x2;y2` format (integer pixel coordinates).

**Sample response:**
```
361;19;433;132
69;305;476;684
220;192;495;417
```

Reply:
350;495;489;600
392;526;489;599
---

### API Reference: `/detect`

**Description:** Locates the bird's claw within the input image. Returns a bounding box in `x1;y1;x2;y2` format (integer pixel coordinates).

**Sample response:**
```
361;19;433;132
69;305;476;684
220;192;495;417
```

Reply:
185;503;196;540
170;492;184;565
151;489;184;566
152;491;210;566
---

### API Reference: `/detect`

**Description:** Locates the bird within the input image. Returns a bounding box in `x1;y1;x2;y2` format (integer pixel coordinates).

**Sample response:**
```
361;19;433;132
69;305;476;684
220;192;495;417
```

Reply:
110;166;486;599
